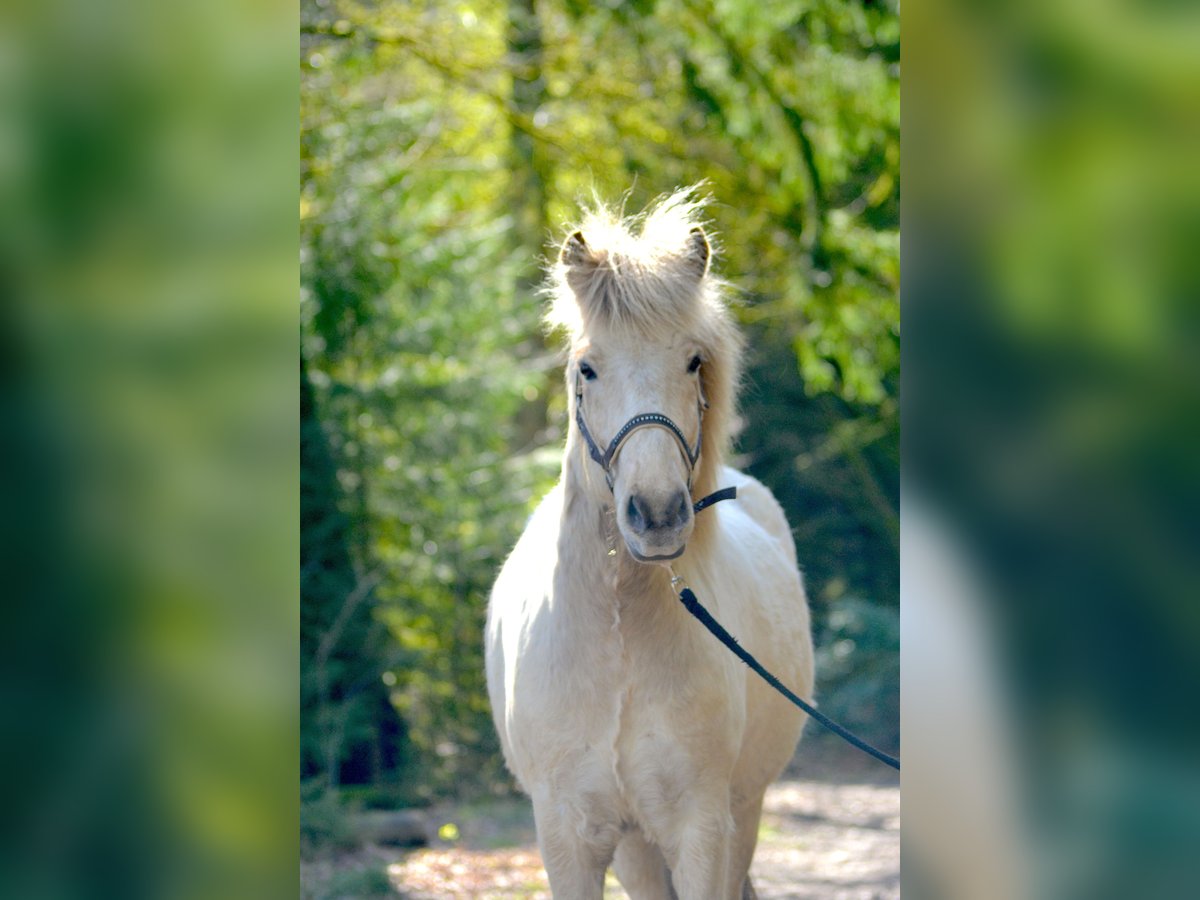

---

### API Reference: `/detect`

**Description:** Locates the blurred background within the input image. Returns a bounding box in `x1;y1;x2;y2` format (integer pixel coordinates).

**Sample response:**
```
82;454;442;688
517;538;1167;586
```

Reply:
299;0;900;881
904;1;1200;898
1;1;297;898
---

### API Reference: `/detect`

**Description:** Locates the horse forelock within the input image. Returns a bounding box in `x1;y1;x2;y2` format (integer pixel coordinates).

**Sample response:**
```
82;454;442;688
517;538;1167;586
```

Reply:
546;188;712;336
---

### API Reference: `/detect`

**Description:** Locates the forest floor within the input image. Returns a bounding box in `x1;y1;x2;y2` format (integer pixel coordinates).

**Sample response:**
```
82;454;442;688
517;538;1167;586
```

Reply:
302;744;899;899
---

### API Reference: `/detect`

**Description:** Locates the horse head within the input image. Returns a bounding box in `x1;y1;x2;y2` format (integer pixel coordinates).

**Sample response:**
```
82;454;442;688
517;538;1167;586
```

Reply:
550;191;743;563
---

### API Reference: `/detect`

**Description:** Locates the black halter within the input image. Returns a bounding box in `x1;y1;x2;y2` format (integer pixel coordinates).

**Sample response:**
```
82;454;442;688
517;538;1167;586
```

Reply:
574;374;706;493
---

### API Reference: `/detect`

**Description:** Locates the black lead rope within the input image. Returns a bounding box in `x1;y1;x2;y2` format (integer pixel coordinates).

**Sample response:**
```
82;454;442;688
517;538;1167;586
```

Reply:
679;487;901;772
675;584;901;771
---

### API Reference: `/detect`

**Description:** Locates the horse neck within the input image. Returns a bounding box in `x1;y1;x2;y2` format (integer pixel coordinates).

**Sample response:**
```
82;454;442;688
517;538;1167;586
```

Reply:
559;431;673;606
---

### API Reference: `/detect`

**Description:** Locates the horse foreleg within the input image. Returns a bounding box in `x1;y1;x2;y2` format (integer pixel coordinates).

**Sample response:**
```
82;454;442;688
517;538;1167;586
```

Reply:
530;793;614;900
725;793;765;900
664;796;735;900
613;829;676;900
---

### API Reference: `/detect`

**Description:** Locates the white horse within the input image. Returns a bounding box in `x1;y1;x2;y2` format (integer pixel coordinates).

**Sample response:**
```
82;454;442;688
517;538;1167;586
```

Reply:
486;190;814;899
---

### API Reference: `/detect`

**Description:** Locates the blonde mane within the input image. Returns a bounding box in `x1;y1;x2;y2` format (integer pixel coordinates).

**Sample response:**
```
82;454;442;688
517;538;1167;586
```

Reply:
546;188;745;503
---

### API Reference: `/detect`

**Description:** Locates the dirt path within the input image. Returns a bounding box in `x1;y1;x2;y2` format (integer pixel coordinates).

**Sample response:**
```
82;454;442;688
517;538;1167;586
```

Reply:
371;761;899;899
751;779;899;899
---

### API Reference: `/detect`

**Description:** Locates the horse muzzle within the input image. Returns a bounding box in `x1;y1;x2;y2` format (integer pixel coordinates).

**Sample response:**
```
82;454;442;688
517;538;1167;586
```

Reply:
619;487;694;562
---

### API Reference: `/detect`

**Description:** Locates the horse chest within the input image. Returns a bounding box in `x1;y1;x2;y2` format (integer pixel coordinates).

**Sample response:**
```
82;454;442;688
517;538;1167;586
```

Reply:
511;603;733;825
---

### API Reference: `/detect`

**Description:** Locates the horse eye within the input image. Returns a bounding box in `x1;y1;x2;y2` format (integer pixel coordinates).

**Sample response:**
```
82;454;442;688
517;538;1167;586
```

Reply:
687;355;702;374
580;362;597;381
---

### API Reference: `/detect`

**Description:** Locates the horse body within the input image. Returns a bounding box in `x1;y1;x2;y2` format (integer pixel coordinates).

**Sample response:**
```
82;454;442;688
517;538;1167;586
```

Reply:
485;191;813;899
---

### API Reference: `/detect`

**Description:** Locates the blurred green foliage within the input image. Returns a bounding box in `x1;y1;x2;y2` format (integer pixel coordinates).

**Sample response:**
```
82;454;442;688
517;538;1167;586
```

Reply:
905;2;1200;897
2;0;298;897
300;0;899;799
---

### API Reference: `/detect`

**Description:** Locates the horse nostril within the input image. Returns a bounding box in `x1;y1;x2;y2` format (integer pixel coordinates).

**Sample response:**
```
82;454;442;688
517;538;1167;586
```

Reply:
671;490;691;528
627;495;648;533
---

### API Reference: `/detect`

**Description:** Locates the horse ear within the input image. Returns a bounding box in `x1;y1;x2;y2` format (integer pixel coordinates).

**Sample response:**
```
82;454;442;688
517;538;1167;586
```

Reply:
560;230;608;298
685;226;710;278
561;231;592;268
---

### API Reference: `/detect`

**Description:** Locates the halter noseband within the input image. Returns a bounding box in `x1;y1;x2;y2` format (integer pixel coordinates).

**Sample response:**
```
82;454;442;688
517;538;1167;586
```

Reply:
574;374;707;492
